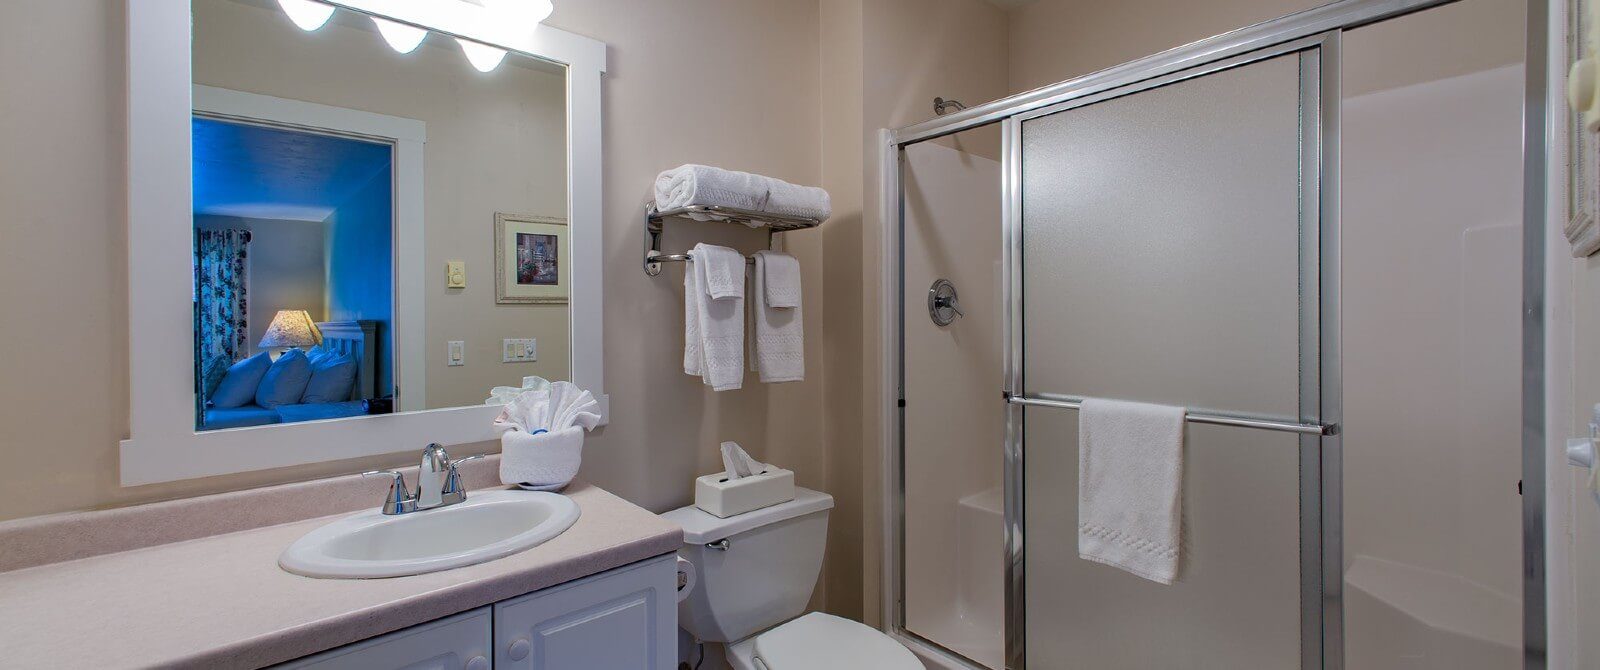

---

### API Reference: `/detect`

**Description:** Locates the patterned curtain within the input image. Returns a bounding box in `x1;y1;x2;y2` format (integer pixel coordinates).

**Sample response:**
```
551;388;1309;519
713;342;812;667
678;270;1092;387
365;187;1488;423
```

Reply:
195;228;252;367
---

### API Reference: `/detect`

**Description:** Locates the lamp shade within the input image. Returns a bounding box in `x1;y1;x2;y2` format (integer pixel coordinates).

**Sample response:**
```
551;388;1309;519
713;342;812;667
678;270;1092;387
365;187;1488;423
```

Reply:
259;310;323;348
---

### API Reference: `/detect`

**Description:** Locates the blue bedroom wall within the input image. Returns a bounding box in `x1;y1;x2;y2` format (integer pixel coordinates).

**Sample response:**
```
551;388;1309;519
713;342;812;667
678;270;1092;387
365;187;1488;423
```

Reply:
324;165;395;397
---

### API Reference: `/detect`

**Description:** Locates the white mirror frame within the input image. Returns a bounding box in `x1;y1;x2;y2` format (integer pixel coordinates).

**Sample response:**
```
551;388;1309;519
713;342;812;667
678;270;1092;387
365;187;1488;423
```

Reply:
123;0;607;486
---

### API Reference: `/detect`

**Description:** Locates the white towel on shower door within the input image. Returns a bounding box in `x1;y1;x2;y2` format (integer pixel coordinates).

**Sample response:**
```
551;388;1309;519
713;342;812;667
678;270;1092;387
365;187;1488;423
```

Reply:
683;243;745;391
1078;398;1185;584
749;251;803;383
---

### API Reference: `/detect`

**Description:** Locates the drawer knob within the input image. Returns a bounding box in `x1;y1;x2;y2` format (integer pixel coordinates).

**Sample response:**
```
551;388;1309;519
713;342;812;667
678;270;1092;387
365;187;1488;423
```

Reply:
465;655;489;670
508;638;531;661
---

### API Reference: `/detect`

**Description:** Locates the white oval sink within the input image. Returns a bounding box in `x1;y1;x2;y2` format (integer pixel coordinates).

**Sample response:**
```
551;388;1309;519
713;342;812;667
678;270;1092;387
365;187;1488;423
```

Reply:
279;490;579;579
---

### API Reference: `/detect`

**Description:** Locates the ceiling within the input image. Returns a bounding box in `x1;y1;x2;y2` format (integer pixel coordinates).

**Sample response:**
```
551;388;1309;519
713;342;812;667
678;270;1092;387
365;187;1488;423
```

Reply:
192;117;393;222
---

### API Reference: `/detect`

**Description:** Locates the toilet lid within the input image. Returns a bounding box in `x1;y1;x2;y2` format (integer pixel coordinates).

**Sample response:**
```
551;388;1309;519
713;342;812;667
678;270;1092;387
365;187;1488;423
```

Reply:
753;612;923;669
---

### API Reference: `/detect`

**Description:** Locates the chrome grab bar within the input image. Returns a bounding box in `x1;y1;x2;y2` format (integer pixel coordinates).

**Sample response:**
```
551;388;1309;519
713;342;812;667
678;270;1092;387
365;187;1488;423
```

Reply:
1005;393;1335;436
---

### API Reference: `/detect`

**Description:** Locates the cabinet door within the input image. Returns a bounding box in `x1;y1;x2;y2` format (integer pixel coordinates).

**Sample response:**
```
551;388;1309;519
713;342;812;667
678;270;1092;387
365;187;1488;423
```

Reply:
275;606;492;670
494;554;677;669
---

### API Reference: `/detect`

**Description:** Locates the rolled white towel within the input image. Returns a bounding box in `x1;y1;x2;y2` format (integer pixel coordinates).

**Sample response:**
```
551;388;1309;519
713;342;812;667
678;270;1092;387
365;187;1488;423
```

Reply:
654;164;831;224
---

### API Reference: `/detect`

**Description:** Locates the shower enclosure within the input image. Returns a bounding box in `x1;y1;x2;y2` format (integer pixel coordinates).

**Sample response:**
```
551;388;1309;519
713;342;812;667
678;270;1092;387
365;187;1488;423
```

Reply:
880;0;1542;668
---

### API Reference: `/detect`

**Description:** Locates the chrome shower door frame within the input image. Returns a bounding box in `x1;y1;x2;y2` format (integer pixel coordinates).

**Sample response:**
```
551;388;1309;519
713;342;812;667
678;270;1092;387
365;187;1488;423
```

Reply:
878;1;1548;669
1002;35;1336;670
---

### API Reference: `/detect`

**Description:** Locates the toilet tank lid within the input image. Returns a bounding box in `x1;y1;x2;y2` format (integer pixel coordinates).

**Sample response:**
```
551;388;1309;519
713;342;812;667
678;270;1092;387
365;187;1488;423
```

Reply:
661;487;833;544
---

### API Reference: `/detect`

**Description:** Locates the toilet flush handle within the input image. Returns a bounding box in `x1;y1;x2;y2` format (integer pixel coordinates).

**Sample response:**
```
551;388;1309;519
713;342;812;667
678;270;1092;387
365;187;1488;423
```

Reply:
705;539;730;551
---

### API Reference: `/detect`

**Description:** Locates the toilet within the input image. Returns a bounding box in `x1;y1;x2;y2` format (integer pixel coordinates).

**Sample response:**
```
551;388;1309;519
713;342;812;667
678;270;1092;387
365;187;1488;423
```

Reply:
663;488;923;670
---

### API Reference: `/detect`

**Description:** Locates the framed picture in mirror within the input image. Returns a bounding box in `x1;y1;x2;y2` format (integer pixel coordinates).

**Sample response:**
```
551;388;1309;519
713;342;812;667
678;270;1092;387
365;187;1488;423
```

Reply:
495;213;569;304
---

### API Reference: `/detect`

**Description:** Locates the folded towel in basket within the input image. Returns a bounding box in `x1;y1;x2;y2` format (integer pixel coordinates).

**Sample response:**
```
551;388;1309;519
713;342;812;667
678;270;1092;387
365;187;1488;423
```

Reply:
654;164;831;224
499;426;585;490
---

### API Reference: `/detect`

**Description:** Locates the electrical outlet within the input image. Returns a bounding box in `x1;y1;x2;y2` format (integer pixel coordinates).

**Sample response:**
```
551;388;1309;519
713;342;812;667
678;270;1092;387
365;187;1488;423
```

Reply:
502;338;537;363
447;340;465;366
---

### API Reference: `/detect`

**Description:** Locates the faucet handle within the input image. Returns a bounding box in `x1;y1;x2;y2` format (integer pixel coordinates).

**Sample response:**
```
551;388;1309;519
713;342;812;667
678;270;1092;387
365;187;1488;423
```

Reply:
438;454;486;506
363;470;417;515
449;453;486;471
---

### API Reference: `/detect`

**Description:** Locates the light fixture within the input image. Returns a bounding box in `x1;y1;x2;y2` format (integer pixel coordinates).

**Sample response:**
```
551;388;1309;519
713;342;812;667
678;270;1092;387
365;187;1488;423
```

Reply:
457;38;508;72
482;0;554;24
371;16;427;54
276;0;335;32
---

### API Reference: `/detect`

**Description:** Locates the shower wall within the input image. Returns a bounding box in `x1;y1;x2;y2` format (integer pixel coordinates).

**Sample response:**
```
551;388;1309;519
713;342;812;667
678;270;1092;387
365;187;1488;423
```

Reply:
1339;4;1525;667
902;137;1004;669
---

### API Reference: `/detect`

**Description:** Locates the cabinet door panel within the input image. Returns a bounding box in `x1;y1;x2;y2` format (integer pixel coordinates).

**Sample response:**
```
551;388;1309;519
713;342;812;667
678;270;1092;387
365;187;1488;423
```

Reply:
274;607;491;670
494;554;677;670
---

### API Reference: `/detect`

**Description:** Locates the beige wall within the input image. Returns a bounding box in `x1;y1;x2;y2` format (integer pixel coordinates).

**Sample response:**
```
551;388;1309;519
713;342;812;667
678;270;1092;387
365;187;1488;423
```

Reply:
1005;0;1323;94
817;0;1011;627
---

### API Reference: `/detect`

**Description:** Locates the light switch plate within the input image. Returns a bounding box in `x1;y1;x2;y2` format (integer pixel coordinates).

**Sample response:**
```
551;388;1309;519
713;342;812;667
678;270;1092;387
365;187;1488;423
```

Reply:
445;260;466;288
502;338;537;363
447;340;465;366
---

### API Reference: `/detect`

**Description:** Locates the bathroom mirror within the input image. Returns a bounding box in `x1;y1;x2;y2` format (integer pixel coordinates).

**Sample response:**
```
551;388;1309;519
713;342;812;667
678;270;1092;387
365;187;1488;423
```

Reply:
124;0;606;484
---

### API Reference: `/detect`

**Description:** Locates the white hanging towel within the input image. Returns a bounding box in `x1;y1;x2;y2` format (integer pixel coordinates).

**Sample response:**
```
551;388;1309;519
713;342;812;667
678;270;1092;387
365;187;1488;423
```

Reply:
654;164;832;224
1078;398;1185;584
750;251;803;383
683;243;745;391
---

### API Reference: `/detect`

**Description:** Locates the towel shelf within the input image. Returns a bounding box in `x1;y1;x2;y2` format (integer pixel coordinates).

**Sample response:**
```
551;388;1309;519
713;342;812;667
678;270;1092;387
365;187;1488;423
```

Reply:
644;203;821;276
1004;393;1336;436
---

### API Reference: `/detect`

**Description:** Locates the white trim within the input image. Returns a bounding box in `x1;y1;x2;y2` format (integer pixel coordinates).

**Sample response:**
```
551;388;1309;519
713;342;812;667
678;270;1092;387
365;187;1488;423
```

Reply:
194;85;426;142
123;1;608;486
1546;1;1577;667
193;85;430;411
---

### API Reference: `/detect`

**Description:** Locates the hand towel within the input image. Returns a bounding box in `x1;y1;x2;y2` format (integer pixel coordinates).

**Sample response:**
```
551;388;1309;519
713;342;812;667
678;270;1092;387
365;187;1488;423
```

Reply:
654;164;832;224
547;382;602;431
1078;398;1185;584
492;381;600;433
750;251;804;383
683;244;745;391
486;375;551;405
719;441;766;479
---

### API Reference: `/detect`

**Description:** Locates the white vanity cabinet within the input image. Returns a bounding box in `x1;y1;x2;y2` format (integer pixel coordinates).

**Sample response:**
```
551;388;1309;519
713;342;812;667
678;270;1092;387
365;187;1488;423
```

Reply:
275;554;677;670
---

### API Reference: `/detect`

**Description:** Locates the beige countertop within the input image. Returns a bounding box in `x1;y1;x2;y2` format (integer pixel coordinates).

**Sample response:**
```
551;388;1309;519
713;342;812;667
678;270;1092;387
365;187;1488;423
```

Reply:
0;482;682;669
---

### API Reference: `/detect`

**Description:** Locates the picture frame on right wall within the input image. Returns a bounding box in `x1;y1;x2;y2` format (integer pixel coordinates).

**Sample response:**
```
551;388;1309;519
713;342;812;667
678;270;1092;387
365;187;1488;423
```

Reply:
495;212;570;304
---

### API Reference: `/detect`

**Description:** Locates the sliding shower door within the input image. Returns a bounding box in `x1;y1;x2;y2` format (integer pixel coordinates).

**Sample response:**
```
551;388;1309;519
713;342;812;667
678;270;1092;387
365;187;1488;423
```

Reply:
1010;44;1332;669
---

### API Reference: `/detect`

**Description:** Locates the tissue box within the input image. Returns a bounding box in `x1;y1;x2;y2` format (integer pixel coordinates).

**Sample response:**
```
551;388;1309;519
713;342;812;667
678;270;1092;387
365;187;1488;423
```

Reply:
694;468;795;518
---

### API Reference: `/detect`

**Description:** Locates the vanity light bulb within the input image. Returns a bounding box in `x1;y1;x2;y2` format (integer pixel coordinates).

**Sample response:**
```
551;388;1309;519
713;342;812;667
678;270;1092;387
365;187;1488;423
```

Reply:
372;17;427;54
529;0;555;23
276;0;335;31
457;38;508;73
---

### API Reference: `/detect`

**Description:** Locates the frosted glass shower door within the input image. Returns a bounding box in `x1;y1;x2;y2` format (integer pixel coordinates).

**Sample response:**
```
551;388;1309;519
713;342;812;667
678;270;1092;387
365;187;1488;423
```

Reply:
1015;49;1324;669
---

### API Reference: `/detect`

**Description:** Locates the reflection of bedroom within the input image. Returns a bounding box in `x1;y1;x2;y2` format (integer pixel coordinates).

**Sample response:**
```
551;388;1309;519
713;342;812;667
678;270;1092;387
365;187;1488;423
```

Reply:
192;117;395;431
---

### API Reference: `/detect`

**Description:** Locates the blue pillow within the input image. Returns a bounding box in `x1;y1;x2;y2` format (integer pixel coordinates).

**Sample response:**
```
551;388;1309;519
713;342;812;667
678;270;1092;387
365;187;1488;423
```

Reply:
209;352;271;408
301;352;358;403
255;349;313;409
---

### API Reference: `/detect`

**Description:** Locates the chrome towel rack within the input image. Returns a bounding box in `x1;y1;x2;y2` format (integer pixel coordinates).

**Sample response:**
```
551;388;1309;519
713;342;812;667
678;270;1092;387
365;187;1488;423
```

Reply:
643;203;822;276
1004;393;1336;436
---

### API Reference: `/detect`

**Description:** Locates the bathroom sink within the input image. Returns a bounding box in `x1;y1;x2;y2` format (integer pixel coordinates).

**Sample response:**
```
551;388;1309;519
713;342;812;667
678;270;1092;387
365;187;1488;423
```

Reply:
279;490;580;578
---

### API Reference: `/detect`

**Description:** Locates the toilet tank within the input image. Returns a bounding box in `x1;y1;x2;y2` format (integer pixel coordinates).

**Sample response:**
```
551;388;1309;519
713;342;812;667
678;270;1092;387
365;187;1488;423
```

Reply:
662;488;834;643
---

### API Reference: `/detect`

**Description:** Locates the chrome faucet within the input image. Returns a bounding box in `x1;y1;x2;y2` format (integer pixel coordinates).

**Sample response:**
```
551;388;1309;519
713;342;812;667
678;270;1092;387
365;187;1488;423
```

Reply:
362;444;485;515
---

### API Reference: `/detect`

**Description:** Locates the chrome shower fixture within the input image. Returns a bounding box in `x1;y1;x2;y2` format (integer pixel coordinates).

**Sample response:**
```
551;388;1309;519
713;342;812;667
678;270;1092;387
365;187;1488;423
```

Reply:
933;97;967;115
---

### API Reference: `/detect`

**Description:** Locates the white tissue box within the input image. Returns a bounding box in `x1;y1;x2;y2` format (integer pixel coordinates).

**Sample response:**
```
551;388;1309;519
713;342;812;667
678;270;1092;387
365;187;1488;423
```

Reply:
694;468;795;518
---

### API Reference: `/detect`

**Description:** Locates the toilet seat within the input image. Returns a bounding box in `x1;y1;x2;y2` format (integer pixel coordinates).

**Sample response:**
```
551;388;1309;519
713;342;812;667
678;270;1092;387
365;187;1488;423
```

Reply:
747;612;922;669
